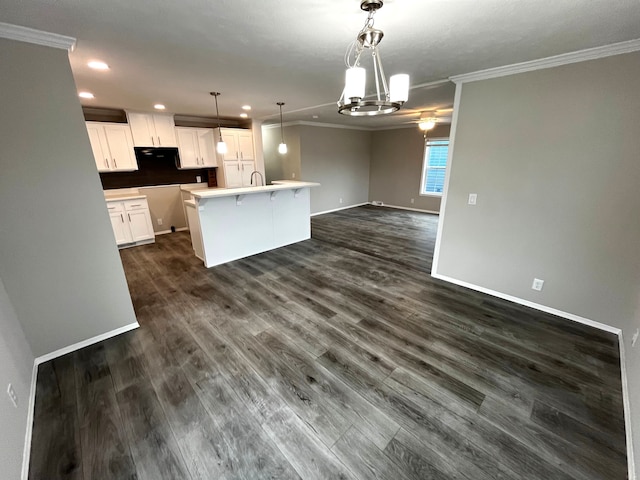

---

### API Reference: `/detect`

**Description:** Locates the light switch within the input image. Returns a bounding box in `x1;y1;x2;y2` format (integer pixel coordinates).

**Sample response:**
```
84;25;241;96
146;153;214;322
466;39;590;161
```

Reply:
468;193;477;205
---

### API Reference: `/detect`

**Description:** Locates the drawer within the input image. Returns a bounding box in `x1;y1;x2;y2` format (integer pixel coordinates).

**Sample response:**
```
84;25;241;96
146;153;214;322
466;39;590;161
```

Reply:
106;201;124;213
123;198;149;211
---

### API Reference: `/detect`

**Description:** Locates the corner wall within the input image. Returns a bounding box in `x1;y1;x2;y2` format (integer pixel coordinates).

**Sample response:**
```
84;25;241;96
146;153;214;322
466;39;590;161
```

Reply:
0;38;138;357
0;277;34;480
299;125;371;214
435;50;640;477
369;124;451;212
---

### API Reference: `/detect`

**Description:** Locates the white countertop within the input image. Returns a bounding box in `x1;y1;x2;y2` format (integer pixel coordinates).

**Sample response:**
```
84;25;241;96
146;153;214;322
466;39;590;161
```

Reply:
180;183;218;192
104;193;147;202
191;181;320;199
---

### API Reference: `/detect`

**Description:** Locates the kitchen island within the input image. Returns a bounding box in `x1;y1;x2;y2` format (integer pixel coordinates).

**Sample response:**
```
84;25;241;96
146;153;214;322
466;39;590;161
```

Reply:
186;180;320;267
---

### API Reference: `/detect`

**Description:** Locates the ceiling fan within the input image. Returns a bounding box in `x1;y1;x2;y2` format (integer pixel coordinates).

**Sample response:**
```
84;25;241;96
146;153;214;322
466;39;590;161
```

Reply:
393;107;454;129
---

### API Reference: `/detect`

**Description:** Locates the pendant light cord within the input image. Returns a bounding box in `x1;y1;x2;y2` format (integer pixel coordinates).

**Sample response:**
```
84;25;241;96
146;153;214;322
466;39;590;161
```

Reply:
277;102;285;143
211;92;223;140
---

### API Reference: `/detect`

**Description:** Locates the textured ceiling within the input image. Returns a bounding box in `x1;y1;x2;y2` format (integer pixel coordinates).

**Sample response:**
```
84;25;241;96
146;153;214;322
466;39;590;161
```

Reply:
2;0;640;127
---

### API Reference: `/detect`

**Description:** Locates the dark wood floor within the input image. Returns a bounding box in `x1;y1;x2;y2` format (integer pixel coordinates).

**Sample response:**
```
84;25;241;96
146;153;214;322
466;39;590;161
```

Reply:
29;205;627;479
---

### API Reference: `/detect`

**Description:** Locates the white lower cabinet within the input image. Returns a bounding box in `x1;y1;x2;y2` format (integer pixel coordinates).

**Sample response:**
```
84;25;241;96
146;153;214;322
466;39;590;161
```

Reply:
106;198;155;247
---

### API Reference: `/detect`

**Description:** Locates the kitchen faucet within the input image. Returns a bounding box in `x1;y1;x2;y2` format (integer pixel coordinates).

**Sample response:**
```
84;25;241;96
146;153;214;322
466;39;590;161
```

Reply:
250;171;264;186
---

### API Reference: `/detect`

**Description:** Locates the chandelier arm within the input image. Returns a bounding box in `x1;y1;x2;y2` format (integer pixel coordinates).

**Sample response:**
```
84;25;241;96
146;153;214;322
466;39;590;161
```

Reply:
372;50;382;102
375;48;390;99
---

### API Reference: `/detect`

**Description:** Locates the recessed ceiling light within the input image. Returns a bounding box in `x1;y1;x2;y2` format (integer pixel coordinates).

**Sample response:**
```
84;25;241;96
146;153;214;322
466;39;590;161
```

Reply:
88;60;109;70
242;105;251;111
240;113;248;118
78;91;94;99
312;115;319;119
154;104;166;110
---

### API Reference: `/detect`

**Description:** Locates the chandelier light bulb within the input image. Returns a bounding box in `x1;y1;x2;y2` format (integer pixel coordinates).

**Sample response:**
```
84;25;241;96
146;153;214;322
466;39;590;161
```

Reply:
345;67;366;100
278;143;288;155
389;74;410;103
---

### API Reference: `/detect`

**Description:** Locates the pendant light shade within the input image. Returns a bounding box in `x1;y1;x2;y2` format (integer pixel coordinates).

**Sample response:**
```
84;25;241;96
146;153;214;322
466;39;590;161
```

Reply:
210;92;227;154
345;67;366;101
277;102;287;155
389;74;410;103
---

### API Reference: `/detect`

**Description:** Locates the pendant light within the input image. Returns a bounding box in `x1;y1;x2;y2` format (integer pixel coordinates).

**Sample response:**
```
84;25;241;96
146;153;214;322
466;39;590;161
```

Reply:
277;102;287;154
337;0;409;116
210;92;227;154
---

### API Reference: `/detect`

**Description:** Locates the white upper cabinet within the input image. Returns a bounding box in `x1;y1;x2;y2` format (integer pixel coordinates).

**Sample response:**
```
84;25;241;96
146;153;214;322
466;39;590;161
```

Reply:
126;112;177;148
176;127;217;169
86;122;137;172
219;128;254;162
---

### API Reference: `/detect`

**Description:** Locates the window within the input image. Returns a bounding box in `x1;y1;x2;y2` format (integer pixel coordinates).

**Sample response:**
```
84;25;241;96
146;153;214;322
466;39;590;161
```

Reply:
420;138;449;196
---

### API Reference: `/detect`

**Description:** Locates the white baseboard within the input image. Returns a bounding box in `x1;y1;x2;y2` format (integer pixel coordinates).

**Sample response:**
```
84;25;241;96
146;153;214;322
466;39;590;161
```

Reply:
311;202;369;217
34;322;140;365
156;227;189;235
619;334;636;480
380;204;440;215
21;361;38;480
430;273;621;334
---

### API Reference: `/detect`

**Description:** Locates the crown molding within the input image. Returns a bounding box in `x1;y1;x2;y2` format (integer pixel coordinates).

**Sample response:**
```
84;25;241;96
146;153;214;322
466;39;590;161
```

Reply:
0;22;76;51
450;38;640;84
263;120;374;131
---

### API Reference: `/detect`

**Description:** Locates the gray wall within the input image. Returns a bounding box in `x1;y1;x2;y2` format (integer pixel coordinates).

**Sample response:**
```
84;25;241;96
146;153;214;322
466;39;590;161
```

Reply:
436;50;640;475
0;276;34;480
299;125;371;214
263;125;302;183
0;39;137;357
370;124;451;212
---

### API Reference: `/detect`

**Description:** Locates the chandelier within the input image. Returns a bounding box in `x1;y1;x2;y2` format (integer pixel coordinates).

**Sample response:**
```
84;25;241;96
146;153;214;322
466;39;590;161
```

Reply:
337;0;409;116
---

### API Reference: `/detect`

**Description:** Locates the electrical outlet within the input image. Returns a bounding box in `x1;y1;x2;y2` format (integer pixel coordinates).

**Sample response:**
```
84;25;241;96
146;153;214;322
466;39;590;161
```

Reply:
468;193;477;205
196;175;202;183
7;384;17;408
531;278;544;291
339;198;343;204
292;172;296;179
157;218;163;226
410;198;415;204
632;328;639;347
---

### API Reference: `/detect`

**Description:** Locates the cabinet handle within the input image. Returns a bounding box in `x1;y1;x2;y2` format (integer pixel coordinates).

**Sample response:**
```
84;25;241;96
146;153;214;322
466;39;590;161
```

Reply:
113;158;117;168
201;157;204;165
151;136;155;146
158;136;161;145
130;204;141;207
120;214;124;223
236;151;239;159
240;152;243;160
128;213;131;222
104;158;109;168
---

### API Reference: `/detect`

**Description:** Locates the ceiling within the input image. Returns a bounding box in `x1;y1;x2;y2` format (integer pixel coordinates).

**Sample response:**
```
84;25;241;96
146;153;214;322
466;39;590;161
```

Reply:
2;0;640;128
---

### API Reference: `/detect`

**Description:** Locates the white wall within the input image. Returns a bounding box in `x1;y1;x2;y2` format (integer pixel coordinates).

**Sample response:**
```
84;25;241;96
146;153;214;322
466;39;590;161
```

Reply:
435;50;640;477
0;276;34;480
0;38;138;357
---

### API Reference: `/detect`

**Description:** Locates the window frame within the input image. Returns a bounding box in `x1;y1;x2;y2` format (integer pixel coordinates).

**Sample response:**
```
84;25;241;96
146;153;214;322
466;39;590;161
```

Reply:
419;137;450;197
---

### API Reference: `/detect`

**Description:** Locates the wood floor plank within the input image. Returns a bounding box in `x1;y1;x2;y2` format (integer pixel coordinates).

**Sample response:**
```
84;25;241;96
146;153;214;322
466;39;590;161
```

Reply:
331;426;412;480
116;381;191;480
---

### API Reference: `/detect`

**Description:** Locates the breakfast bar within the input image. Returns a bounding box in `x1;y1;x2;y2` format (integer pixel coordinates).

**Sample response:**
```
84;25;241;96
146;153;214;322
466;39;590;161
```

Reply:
186;180;320;267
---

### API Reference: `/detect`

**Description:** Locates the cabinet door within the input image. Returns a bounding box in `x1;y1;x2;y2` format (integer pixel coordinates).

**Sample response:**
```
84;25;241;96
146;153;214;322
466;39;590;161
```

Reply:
103;125;137;171
237;131;254;161
109;210;132;245
220;128;239;161
224;161;243;188
197;129;217;167
153;115;177;147
240;161;255;187
176;128;200;168
86;123;110;172
127;210;154;242
127;112;156;147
